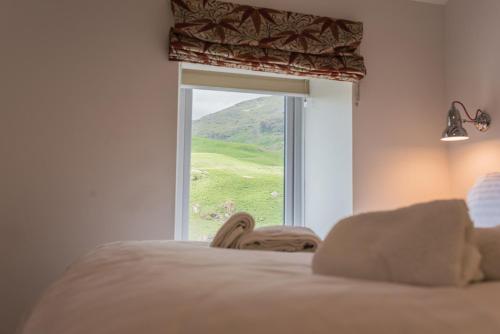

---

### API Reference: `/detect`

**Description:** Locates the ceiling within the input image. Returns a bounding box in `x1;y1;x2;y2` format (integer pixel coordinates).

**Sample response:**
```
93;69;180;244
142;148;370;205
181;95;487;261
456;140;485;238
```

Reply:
412;0;448;4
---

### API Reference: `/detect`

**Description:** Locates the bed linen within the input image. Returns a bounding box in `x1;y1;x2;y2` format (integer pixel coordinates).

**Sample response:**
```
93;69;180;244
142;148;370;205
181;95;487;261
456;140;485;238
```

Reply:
22;241;500;334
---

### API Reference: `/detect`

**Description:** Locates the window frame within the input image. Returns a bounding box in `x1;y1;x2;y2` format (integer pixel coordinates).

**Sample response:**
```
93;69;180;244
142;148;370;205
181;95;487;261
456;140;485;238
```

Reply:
175;87;304;241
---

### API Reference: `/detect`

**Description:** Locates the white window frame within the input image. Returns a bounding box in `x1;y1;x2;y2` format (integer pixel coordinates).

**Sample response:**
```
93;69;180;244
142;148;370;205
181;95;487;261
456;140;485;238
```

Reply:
175;87;304;240
284;96;304;227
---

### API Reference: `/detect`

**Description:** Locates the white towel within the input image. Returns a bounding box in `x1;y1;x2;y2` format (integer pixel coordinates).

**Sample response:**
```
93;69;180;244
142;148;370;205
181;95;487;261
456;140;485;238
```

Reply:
313;200;483;287
210;213;321;252
239;226;321;252
210;212;255;248
475;227;500;280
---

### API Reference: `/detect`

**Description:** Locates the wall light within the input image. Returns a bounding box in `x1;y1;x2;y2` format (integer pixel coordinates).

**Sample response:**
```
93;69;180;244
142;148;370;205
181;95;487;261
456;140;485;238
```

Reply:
441;101;491;142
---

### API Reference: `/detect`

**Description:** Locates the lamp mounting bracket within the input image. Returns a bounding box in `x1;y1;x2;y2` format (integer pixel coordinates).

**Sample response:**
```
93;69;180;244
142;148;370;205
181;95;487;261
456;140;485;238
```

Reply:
452;100;491;132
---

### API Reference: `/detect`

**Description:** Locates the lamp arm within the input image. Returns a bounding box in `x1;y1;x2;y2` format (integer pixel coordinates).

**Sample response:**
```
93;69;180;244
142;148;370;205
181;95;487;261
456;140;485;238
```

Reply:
452;100;482;121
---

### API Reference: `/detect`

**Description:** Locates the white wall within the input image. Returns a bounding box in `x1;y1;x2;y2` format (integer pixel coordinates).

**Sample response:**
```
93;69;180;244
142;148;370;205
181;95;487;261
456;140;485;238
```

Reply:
0;1;178;333
0;1;450;333
445;0;500;197
305;80;353;238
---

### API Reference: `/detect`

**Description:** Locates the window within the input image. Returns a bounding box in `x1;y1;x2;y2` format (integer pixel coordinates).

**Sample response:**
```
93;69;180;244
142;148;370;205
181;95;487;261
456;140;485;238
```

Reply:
176;87;304;241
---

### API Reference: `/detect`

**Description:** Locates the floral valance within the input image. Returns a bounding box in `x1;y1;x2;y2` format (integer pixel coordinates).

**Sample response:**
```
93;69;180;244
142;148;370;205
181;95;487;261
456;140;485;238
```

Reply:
169;0;366;81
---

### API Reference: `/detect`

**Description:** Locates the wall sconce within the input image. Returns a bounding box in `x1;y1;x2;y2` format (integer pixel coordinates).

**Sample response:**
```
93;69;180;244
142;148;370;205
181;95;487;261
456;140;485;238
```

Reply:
441;101;491;141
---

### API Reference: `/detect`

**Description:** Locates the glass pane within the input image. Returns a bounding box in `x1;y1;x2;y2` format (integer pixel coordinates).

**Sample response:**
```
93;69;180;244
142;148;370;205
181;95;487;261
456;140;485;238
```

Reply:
189;89;285;241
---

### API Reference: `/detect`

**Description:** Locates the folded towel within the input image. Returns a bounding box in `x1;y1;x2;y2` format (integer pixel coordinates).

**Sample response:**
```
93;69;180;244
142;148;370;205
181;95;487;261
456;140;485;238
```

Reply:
312;200;483;287
210;212;255;248
475;227;500;280
210;213;321;252
238;226;321;252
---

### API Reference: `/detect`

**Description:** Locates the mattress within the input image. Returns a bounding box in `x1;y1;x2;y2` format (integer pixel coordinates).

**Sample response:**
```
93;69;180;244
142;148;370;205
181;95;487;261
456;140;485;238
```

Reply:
22;241;500;334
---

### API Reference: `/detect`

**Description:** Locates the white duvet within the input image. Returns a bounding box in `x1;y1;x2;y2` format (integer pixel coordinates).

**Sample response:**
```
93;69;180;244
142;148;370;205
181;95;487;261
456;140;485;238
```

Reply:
22;241;500;334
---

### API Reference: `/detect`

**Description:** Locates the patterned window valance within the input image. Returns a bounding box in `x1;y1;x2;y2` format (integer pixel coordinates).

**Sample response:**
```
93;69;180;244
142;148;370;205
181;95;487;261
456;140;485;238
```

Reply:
169;0;366;81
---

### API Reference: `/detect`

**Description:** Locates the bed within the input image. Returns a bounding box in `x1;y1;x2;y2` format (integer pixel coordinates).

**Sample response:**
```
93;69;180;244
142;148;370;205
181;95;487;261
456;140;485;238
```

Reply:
22;241;500;334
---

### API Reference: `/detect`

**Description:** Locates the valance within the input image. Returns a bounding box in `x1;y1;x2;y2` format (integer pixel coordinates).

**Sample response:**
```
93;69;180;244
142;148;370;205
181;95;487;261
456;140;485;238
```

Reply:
169;0;366;81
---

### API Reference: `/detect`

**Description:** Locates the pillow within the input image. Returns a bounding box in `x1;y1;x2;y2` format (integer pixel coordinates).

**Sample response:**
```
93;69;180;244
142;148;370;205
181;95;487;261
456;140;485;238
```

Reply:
312;200;482;287
475;227;500;280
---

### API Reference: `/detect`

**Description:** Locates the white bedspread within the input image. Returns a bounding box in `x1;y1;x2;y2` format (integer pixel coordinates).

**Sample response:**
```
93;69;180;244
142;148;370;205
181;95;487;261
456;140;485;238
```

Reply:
22;241;500;334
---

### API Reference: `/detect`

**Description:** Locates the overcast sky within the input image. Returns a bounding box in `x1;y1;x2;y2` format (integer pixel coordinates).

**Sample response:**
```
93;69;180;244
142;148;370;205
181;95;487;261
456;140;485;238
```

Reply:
192;89;268;120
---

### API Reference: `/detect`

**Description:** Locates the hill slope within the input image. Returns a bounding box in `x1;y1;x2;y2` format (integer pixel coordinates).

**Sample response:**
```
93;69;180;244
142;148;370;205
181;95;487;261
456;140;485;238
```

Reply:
190;137;284;240
192;96;285;151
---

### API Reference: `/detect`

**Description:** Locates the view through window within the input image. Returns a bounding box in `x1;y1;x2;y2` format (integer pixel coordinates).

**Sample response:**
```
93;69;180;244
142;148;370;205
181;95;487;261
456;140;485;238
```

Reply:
189;89;286;240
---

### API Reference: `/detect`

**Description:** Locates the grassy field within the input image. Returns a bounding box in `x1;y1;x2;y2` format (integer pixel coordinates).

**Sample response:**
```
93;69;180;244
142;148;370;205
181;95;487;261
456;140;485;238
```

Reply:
189;137;284;240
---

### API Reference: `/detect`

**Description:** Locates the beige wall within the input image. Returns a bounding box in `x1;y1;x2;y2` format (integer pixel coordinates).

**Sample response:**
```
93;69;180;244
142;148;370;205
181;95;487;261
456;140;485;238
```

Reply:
445;0;500;197
344;0;450;212
0;1;178;333
1;0;450;333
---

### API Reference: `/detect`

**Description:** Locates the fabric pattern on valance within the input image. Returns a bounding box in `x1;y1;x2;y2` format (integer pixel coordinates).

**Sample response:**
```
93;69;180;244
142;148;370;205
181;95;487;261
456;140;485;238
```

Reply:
169;0;366;81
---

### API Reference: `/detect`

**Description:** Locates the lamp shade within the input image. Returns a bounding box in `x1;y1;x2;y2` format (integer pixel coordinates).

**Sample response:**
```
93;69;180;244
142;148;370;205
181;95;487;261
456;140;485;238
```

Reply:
441;106;469;141
467;173;500;227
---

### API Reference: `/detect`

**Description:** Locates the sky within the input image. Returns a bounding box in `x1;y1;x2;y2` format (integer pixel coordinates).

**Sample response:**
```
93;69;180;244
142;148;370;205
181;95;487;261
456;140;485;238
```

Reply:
192;89;269;120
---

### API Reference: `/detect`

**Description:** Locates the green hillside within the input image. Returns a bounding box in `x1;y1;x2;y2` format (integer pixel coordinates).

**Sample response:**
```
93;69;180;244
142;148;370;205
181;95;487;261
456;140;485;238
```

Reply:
192;95;285;150
192;137;283;166
189;137;284;240
189;95;287;241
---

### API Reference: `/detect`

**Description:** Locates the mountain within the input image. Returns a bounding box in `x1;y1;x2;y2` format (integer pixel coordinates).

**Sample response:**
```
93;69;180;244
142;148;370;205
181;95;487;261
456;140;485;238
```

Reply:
192;96;285;151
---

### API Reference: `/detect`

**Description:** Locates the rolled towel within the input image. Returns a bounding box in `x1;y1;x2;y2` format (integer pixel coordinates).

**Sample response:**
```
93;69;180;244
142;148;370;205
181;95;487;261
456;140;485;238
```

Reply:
475;227;500;281
238;226;321;252
210;212;255;248
313;200;483;287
